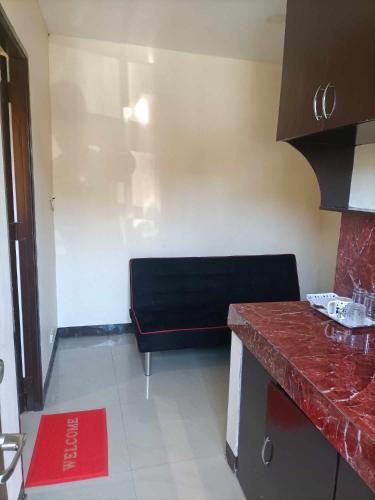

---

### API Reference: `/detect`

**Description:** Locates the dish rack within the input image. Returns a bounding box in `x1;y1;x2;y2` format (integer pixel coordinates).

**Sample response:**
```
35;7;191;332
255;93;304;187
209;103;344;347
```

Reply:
306;293;375;328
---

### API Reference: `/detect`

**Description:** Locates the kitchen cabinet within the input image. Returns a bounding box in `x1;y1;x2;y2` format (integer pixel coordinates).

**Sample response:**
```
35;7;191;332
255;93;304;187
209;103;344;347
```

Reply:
236;350;374;499
277;0;375;213
324;1;375;132
237;350;337;500
263;382;337;500
277;0;331;140
278;0;375;141
236;349;271;500
335;456;375;500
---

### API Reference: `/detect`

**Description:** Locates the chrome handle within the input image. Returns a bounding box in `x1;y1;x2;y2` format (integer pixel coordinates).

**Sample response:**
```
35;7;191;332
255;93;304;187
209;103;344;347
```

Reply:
261;436;273;466
0;433;26;484
322;82;336;119
313;85;324;121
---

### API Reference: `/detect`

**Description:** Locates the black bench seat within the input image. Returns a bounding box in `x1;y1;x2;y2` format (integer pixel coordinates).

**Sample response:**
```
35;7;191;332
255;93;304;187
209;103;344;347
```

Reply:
129;255;300;374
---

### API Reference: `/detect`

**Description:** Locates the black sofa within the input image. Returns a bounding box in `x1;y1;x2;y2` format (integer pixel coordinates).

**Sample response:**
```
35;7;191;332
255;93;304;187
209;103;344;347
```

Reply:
129;255;300;375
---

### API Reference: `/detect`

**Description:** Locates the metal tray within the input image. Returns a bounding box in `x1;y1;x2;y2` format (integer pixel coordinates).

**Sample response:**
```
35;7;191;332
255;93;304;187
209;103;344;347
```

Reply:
306;293;375;329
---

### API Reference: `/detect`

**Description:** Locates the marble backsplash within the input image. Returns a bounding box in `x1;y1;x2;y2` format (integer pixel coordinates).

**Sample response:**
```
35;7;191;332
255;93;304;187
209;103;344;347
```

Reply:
335;212;375;297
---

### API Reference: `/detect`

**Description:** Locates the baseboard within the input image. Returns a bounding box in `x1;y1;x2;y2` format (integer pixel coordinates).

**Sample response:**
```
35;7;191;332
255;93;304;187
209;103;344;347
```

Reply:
226;442;238;473
42;323;133;401
43;330;59;401
57;323;133;338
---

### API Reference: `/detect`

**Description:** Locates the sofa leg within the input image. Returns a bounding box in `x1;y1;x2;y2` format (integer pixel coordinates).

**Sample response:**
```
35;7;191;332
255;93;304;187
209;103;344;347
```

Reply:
144;352;152;376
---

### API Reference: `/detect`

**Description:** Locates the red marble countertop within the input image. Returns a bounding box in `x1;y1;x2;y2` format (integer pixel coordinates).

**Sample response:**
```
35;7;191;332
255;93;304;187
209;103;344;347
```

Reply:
228;301;375;493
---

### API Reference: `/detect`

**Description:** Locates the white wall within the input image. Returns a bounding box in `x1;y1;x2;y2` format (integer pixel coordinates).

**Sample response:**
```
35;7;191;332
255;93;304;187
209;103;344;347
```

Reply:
349;144;375;210
49;35;340;327
2;0;57;381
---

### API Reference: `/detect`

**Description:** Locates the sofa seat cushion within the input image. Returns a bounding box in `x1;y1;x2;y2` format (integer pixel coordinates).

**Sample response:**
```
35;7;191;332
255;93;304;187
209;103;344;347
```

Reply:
129;255;300;353
132;306;229;334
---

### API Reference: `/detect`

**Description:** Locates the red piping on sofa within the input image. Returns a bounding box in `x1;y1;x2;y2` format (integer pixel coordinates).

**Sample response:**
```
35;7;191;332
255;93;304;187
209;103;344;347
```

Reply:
131;309;228;336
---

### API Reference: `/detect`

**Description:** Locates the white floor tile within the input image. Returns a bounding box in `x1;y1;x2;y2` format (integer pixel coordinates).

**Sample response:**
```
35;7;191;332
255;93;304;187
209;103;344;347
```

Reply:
25;471;137;500
133;456;245;500
125;415;227;470
58;334;133;351
21;334;242;500
52;342;115;379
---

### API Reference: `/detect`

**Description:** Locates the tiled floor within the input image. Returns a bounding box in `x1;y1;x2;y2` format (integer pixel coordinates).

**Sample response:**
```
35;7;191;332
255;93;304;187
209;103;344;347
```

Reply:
21;334;245;499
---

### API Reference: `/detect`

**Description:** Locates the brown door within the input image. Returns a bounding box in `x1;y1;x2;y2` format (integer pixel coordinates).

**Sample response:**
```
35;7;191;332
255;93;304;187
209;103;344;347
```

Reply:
0;56;24;413
322;0;375;131
0;41;43;412
277;0;331;141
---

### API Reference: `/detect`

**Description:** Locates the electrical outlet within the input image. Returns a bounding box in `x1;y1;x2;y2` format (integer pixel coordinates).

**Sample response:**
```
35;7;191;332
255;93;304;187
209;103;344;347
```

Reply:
49;330;55;344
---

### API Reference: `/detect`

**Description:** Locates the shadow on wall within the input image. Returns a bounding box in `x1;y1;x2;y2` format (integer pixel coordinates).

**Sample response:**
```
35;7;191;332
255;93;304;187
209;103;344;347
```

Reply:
49;38;330;326
52;80;159;259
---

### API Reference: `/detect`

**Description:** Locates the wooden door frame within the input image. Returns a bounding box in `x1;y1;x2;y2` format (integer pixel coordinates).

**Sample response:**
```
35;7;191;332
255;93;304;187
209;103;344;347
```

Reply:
0;5;43;411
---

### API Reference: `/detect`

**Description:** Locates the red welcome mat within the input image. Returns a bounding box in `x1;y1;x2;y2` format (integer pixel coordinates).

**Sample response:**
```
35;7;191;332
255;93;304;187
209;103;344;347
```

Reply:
25;409;108;488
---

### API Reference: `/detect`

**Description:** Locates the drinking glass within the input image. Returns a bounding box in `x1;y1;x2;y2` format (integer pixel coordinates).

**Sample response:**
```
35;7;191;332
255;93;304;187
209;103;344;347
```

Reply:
364;292;375;320
342;302;366;327
352;287;367;305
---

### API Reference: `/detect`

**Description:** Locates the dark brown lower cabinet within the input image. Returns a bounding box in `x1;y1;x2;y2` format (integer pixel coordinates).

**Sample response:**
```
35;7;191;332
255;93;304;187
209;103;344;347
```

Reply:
237;349;272;500
335;457;375;500
237;350;338;500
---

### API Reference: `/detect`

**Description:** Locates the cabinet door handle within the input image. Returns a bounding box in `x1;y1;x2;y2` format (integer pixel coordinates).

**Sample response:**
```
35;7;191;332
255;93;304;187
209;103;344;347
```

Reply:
261;436;273;466
313;85;324;121
322;82;336;119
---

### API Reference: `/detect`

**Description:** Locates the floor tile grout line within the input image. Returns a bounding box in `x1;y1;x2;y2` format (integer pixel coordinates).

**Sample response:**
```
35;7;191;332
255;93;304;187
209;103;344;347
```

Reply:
26;338;137;499
128;451;229;473
110;341;139;500
23;336;238;499
111;344;228;474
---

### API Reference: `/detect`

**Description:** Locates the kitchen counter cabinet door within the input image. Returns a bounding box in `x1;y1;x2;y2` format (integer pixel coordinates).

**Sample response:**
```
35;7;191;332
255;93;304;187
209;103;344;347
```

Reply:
335;457;375;500
236;349;272;500
277;0;330;141
322;0;375;132
237;351;337;500
278;0;375;141
264;382;337;500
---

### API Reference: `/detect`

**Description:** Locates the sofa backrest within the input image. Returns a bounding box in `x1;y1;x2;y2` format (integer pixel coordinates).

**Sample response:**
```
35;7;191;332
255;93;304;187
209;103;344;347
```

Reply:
129;255;300;313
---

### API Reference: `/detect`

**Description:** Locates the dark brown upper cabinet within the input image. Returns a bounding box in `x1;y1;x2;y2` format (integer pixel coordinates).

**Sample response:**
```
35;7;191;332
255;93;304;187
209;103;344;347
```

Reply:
278;0;375;142
325;1;375;132
277;0;331;141
277;0;375;212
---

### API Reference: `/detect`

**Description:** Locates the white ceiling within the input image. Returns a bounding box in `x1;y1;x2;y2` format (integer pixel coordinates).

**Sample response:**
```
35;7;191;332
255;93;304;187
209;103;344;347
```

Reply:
38;0;287;63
